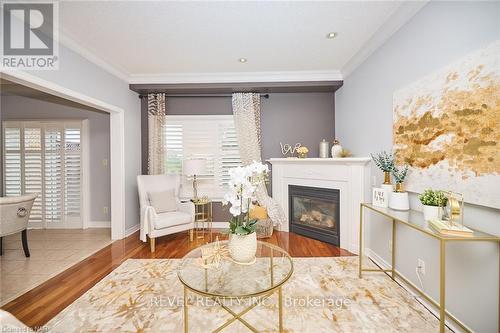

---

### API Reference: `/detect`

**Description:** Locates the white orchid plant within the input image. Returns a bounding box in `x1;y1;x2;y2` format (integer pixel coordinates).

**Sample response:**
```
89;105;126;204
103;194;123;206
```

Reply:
223;161;269;235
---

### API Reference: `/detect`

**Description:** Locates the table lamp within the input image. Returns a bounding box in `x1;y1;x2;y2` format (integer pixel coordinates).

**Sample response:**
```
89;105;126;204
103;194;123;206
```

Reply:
183;158;206;201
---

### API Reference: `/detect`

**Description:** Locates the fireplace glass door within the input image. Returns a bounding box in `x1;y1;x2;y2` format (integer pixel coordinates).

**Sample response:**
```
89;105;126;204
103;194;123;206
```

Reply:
289;185;340;246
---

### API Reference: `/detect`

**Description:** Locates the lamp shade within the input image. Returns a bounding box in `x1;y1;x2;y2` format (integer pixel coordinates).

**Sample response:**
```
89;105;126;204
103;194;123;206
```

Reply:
183;158;206;176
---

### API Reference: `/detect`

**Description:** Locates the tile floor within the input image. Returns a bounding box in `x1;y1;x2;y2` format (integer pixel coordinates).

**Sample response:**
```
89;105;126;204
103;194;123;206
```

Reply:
0;228;112;305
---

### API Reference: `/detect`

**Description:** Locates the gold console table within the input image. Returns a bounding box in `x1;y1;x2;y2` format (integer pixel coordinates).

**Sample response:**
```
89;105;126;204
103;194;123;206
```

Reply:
359;203;500;333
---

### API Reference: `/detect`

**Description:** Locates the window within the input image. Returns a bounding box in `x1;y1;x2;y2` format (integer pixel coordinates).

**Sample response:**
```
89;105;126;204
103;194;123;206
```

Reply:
2;121;83;228
164;115;242;199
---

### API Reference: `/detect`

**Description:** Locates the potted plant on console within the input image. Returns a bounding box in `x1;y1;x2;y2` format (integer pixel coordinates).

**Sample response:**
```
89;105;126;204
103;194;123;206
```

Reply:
371;150;395;194
389;165;410;211
224;161;269;264
419;189;447;221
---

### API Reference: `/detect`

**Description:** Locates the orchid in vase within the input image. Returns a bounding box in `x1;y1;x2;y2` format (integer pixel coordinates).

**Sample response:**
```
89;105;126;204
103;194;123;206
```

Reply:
223;161;269;263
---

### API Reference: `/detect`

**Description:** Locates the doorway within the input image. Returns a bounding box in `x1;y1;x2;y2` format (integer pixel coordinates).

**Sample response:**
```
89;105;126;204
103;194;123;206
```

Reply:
0;70;126;239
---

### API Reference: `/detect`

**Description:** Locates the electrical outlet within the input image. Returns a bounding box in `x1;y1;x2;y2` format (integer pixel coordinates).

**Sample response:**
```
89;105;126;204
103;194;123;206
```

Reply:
103;206;109;215
417;259;426;276
102;159;108;167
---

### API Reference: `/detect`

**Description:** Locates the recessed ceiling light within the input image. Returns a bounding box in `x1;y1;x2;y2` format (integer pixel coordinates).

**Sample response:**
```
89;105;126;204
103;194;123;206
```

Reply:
326;32;337;39
238;58;247;63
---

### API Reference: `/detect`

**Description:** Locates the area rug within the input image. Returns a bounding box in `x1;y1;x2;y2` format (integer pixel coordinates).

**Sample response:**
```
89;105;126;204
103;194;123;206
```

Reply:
46;257;447;332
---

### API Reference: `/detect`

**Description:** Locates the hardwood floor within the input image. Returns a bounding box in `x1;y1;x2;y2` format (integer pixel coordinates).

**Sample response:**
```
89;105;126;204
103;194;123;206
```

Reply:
1;230;353;329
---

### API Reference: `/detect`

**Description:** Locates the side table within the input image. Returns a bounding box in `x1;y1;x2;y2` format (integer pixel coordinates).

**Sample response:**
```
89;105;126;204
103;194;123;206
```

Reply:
193;200;213;241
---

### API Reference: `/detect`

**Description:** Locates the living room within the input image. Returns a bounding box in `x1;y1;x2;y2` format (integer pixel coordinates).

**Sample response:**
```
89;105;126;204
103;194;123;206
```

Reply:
1;1;499;332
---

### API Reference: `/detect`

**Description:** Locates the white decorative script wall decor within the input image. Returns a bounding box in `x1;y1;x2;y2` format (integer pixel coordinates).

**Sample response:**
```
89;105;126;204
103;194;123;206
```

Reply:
280;142;302;158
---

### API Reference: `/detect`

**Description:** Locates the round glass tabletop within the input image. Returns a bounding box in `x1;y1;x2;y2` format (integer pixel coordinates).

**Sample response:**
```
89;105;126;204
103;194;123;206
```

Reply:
177;240;293;298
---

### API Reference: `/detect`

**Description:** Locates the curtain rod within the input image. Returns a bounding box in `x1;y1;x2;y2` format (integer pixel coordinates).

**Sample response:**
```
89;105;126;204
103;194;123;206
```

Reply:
138;93;270;99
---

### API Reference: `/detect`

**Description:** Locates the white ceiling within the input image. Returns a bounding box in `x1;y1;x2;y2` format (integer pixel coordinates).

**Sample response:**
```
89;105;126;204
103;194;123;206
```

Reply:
58;1;426;83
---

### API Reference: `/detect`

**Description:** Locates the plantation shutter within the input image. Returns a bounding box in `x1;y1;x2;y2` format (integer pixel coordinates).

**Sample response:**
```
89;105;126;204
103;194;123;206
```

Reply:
64;126;82;219
164;115;242;199
44;125;63;224
164;124;183;174
218;121;240;187
2;121;83;228
24;127;43;224
3;125;22;197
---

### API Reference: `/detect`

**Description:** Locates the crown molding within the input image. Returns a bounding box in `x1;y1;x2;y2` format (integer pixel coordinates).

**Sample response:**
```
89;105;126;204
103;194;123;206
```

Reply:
58;33;130;83
341;0;429;78
56;1;425;85
128;70;343;84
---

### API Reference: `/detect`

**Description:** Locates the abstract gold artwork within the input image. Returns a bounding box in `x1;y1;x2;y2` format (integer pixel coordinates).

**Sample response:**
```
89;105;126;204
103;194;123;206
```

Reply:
393;41;500;208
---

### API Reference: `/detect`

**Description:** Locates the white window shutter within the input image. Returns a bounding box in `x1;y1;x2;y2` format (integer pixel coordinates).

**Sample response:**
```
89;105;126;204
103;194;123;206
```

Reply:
44;126;63;224
2;121;83;228
164;116;242;199
3;126;22;197
64;126;82;218
164;123;183;174
218;121;241;188
24;127;43;224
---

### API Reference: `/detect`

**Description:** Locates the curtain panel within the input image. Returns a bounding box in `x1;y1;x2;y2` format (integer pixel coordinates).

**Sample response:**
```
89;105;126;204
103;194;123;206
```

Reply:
147;93;167;175
232;92;287;226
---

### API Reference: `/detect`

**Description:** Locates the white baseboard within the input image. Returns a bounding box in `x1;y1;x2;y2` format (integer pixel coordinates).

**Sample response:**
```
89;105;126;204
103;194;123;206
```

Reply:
365;248;467;333
125;224;140;237
87;221;111;228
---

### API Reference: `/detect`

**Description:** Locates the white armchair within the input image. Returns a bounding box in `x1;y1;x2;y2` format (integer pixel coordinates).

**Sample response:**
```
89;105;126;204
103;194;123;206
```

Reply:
0;193;38;257
137;174;194;252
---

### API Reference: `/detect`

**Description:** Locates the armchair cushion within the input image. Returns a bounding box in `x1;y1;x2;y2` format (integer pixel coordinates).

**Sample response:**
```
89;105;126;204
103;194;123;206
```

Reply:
154;211;192;229
148;189;176;213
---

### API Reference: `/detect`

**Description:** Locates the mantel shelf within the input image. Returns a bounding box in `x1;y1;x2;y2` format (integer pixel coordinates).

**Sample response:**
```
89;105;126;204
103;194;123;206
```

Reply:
267;157;371;165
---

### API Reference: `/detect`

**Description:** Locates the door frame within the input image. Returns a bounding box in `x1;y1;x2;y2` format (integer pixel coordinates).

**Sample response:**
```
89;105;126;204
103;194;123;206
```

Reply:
1;70;126;239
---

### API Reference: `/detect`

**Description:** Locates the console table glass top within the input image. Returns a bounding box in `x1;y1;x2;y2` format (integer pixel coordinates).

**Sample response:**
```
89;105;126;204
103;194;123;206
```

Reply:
362;203;499;241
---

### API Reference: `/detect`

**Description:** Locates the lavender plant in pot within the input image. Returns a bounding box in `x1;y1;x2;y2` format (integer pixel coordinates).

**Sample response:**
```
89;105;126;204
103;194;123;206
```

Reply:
419;189;448;221
224;161;269;264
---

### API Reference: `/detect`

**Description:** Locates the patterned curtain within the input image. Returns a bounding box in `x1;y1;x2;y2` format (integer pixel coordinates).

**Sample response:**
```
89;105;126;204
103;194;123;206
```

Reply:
147;93;166;175
232;92;287;226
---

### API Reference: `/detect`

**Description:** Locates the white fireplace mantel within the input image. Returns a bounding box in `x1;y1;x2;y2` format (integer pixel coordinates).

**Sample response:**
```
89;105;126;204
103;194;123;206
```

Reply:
268;157;371;254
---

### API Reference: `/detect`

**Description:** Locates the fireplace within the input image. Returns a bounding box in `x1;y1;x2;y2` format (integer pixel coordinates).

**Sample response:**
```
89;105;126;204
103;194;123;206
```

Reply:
288;185;340;246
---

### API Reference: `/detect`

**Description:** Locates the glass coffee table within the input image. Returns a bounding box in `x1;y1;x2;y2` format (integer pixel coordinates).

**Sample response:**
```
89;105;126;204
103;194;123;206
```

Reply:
178;241;293;332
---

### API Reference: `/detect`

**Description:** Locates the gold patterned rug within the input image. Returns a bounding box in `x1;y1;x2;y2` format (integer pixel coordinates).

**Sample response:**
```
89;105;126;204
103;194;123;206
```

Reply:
46;257;447;332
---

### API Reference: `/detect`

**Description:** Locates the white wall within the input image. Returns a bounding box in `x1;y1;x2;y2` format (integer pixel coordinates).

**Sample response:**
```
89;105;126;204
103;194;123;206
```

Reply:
336;2;499;332
24;44;141;231
1;95;111;222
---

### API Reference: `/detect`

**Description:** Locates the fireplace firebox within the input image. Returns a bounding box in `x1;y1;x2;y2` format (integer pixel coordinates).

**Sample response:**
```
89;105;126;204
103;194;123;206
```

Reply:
288;185;340;246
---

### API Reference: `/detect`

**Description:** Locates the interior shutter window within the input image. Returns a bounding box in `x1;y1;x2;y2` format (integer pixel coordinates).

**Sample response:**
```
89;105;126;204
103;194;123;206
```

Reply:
218;122;241;187
3;126;22;197
164;123;183;174
3;121;84;228
64;127;82;218
24;127;43;223
164;116;242;199
44;126;63;224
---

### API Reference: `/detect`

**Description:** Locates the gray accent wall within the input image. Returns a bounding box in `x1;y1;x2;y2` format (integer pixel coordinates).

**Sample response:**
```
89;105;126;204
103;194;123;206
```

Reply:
335;2;499;332
1;95;111;222
143;92;335;221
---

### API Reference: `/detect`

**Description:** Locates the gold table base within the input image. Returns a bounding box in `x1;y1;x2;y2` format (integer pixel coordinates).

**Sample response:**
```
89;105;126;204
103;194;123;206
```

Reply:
194;201;213;242
183;287;284;333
